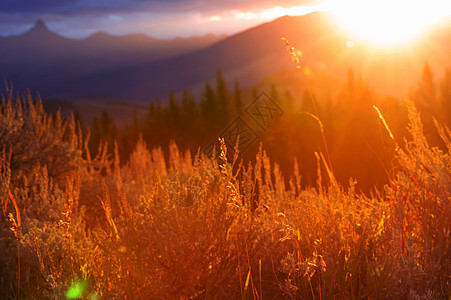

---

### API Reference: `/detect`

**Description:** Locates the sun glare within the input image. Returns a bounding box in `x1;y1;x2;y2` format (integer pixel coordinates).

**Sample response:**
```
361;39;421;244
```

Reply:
328;0;451;48
232;5;329;21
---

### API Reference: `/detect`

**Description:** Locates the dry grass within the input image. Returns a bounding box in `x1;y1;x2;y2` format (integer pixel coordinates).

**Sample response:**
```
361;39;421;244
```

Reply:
0;92;449;299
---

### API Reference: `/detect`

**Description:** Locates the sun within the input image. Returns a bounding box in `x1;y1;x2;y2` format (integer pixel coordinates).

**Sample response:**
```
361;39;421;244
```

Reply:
327;0;451;48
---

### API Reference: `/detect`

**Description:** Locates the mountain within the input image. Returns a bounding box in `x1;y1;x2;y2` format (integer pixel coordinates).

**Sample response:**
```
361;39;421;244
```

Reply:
23;19;53;37
52;12;451;102
0;20;225;95
18;12;345;101
1;14;451;102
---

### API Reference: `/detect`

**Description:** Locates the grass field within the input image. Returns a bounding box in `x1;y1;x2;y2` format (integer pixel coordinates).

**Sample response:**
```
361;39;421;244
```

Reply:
1;91;450;299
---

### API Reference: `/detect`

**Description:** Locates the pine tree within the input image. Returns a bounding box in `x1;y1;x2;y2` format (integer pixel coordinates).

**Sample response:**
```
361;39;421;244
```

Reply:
168;90;180;129
144;99;164;147
145;102;156;131
216;69;229;122
180;89;200;146
439;68;451;125
200;82;217;124
414;62;437;116
232;80;243;116
181;89;196;122
413;62;440;142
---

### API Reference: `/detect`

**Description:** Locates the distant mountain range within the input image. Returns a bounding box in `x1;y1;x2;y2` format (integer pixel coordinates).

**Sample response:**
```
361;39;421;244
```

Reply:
1;13;451;102
0;19;225;100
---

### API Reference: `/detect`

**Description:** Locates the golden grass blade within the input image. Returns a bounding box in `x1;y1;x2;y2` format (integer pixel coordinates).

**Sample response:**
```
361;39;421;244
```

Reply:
373;105;397;148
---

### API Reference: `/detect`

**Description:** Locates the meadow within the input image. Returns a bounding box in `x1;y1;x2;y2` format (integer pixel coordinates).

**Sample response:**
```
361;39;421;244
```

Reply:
0;84;450;299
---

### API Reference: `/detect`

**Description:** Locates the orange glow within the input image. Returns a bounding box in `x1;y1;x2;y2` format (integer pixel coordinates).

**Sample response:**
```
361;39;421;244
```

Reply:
328;0;451;48
232;5;329;21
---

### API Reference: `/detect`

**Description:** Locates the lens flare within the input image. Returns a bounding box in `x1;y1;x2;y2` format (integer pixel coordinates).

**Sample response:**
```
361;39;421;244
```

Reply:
66;280;87;299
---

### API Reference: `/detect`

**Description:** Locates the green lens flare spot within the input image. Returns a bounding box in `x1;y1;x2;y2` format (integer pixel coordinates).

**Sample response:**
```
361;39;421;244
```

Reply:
66;280;87;299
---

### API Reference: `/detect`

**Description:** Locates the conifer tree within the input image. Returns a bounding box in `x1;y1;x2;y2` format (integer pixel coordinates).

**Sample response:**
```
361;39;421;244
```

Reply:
168;90;180;129
180;89;200;146
181;89;197;122
413;63;438;117
216;69;229;122
413;62;440;141
232;80;243;116
439;68;451;125
417;62;436;102
200;82;217;125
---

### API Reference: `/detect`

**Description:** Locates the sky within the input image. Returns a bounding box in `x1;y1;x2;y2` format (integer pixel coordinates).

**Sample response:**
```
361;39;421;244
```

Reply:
0;0;327;39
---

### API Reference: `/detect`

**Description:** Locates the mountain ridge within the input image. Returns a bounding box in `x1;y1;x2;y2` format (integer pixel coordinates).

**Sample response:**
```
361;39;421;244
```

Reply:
0;19;227;96
0;19;226;42
26;19;49;34
1;13;451;102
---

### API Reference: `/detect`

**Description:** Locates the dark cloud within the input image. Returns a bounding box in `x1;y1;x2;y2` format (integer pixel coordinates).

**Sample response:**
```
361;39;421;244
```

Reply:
1;0;175;14
1;0;81;13
1;0;312;15
0;0;317;38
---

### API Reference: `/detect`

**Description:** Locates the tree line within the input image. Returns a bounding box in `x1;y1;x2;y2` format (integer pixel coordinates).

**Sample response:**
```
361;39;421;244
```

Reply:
78;64;451;192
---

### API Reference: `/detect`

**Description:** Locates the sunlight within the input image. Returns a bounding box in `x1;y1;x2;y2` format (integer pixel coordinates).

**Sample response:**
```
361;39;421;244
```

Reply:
260;5;328;19
233;4;329;21
328;0;451;48
346;41;355;48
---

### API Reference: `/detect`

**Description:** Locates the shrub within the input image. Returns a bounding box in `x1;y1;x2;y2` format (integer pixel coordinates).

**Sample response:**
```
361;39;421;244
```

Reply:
0;88;82;182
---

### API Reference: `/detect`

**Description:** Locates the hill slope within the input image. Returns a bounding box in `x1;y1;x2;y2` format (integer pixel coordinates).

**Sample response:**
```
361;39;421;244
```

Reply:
1;13;451;102
0;20;225;96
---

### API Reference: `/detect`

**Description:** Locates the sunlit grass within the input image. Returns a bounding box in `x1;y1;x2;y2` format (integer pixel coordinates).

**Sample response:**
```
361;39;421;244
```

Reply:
0;91;449;298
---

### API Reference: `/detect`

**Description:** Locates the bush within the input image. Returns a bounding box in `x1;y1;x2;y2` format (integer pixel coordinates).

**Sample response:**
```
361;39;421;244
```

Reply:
0;89;82;181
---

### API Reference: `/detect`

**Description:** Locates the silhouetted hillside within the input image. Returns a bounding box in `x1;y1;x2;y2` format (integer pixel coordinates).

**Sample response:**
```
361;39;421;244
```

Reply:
1;13;451;102
0;20;225;96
